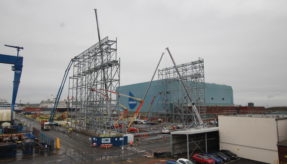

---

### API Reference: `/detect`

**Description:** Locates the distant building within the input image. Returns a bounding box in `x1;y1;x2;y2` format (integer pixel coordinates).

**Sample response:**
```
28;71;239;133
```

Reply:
0;99;10;110
39;99;54;108
39;99;68;108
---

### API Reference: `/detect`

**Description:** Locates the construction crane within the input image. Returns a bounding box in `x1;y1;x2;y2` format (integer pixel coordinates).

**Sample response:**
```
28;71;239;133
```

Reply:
165;48;204;127
40;59;74;130
146;94;160;121
49;59;74;123
90;88;144;132
0;44;24;122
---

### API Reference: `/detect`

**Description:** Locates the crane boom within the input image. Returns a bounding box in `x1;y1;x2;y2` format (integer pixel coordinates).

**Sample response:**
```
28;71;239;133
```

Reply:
165;48;204;126
49;59;74;122
142;53;164;101
146;95;159;120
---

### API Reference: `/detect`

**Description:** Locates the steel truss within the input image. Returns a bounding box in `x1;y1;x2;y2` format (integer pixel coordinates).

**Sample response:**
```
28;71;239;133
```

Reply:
68;37;120;134
158;58;205;124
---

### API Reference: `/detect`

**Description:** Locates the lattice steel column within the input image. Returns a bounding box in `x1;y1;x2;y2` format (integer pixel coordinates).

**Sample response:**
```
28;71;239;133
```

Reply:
68;37;120;134
158;58;205;125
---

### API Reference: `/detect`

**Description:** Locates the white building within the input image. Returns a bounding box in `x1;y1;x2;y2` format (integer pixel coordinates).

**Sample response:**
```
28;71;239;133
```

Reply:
219;115;287;164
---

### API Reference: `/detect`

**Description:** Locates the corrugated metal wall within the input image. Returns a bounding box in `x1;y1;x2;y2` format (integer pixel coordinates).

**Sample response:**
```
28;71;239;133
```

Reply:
117;79;233;113
219;115;283;164
204;83;233;106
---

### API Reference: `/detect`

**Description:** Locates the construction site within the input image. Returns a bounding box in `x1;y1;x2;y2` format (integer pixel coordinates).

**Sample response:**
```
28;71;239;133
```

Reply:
1;5;287;164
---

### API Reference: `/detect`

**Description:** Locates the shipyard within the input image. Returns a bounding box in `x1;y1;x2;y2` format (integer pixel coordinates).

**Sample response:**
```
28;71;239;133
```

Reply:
0;1;287;164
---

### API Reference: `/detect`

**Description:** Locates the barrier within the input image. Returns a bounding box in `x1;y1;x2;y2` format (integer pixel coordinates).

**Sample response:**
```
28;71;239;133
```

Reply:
91;136;128;147
33;128;55;151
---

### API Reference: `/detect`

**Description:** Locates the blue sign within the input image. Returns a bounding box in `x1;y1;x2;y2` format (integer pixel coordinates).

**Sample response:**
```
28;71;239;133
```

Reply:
128;92;137;109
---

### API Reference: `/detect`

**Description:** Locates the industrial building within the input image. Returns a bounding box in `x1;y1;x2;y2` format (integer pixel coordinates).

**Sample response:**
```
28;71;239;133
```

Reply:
219;115;287;164
117;80;233;113
117;57;234;123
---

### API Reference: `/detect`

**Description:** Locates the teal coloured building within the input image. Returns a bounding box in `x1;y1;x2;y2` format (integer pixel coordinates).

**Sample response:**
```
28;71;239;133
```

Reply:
117;79;233;113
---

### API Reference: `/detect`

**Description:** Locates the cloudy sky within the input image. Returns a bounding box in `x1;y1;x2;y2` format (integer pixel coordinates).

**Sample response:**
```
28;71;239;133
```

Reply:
0;0;286;107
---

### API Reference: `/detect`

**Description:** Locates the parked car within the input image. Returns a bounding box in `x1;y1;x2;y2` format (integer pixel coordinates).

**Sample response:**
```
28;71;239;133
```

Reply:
210;153;225;163
220;149;238;160
192;153;215;164
214;152;231;162
166;158;195;164
146;121;158;125
206;153;223;164
162;128;170;134
134;119;147;124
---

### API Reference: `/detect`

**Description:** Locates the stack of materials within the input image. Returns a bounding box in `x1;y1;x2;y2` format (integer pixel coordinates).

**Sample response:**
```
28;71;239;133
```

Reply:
22;140;34;155
0;143;17;158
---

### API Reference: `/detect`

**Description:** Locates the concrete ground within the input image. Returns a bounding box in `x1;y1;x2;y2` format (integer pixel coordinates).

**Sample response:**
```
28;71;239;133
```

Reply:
3;115;171;164
2;115;269;164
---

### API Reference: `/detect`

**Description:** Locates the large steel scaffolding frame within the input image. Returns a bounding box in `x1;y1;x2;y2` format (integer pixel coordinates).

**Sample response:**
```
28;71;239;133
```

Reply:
68;36;120;134
158;58;205;125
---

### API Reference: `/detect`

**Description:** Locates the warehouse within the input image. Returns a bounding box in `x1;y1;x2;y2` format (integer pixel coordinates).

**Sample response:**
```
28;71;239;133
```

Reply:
219;115;287;164
117;79;233;114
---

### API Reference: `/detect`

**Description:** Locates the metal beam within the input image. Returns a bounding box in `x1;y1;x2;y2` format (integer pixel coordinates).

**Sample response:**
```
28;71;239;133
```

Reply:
142;52;164;101
94;9;108;92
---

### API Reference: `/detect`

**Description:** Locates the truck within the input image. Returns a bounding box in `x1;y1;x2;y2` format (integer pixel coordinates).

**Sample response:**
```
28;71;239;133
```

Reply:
40;120;50;131
41;120;58;131
166;158;195;164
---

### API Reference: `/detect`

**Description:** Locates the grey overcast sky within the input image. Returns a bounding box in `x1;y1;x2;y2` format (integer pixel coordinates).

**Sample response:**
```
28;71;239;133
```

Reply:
0;0;286;107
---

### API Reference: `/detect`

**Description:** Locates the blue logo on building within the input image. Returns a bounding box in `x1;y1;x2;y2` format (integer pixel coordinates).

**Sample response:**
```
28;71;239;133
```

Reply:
128;92;137;110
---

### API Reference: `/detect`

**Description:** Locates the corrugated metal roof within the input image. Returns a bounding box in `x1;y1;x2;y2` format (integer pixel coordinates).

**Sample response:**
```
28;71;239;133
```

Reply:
171;127;219;135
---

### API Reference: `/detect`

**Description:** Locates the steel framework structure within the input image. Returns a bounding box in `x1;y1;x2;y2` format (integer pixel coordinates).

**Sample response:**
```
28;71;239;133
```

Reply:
68;37;120;134
158;58;205;125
